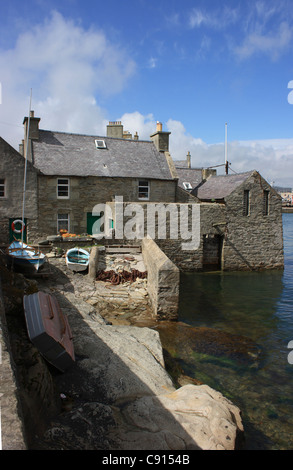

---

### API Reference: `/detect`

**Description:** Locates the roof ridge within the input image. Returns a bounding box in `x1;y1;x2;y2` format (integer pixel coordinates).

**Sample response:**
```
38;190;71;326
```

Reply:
38;128;152;143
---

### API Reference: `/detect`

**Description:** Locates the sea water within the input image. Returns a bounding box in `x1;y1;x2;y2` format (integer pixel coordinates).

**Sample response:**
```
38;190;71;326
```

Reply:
177;213;293;450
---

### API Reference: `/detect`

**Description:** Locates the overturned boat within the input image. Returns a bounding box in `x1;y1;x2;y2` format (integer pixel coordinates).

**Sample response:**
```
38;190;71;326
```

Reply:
66;247;90;272
23;292;75;372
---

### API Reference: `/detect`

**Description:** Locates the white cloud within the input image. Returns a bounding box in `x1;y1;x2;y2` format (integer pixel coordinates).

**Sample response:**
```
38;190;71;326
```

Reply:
0;11;136;147
119;111;156;140
188;6;239;30
148;57;157;69
189;9;207;28
234;21;292;60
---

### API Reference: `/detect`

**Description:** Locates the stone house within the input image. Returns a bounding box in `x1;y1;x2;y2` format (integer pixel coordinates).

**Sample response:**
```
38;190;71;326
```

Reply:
187;169;283;271
0;136;38;244
19;115;184;241
0;112;284;272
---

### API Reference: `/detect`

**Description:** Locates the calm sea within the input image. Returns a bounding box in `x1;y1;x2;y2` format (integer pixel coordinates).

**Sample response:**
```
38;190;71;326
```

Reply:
176;213;293;450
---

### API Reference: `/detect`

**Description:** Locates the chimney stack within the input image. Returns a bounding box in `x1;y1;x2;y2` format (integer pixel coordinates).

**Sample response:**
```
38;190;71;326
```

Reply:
186;151;191;168
22;111;40;161
23;110;40;141
107;121;123;138
150;121;171;153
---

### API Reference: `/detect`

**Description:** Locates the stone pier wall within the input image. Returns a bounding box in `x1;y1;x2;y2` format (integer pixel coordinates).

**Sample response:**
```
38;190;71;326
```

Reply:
0;281;26;450
142;238;179;320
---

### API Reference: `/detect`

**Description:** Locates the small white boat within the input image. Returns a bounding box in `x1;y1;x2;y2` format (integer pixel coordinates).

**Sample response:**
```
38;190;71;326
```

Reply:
66;247;90;272
7;240;46;271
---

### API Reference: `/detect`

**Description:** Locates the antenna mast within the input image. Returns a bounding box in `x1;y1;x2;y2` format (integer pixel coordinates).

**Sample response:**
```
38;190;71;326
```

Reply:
225;122;228;175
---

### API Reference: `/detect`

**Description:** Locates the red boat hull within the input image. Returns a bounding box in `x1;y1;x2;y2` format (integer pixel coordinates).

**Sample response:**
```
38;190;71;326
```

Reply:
23;292;75;372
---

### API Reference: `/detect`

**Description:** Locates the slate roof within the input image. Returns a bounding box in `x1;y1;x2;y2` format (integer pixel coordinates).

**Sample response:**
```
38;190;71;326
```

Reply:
31;130;174;180
173;160;203;190
195;171;255;200
175;167;203;190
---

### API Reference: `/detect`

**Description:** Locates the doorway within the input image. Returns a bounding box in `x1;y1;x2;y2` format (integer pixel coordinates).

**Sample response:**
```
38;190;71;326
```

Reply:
202;234;223;271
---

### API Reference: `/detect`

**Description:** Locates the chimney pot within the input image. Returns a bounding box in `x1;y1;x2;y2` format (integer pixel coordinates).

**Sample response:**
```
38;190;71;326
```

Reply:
156;121;162;132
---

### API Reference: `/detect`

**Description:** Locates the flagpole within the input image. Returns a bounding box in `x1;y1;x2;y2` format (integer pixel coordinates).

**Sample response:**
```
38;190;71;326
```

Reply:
21;89;32;246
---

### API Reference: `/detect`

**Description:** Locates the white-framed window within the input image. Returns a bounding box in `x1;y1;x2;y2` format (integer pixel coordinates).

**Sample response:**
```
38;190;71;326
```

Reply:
57;213;70;233
138;180;150;200
95;139;107;149
57;178;69;198
0;178;5;198
183;182;192;191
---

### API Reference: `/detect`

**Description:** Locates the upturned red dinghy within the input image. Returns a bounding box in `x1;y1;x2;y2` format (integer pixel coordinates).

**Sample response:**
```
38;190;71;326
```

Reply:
23;292;75;372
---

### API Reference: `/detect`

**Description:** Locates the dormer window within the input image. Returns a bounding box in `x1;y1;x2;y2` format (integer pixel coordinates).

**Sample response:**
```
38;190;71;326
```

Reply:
95;139;107;149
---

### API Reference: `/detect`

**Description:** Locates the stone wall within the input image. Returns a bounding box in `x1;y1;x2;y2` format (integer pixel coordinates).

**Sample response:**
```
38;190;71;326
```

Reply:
0;280;26;449
34;175;177;241
156;203;226;271
0;138;38;245
142;238;179;320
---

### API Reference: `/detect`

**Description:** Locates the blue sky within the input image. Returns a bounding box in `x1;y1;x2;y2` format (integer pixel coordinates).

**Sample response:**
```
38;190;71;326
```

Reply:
1;0;293;186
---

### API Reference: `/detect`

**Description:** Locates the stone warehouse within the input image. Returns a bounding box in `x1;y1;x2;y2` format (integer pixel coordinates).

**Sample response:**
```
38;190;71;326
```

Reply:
0;112;284;272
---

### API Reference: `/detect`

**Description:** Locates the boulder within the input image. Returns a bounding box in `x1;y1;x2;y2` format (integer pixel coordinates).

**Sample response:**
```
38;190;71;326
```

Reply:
109;384;244;450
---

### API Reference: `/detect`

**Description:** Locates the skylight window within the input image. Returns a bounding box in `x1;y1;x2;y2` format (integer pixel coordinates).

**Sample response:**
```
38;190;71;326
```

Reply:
183;182;192;191
95;139;107;149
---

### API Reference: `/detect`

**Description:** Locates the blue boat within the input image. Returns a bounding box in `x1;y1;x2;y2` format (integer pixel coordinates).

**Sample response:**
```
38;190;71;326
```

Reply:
66;247;90;272
7;240;46;271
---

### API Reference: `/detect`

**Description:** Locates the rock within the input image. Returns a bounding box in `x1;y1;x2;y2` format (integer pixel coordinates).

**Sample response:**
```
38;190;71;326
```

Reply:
110;384;244;450
31;257;244;450
40;380;244;451
37;292;244;450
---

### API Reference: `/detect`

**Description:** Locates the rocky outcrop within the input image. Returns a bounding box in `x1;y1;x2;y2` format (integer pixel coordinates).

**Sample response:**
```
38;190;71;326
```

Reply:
36;288;244;450
1;257;244;450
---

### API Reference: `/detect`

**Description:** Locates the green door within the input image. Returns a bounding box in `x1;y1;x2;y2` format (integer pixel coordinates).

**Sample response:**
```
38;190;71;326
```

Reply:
87;213;103;236
9;218;27;243
87;213;114;236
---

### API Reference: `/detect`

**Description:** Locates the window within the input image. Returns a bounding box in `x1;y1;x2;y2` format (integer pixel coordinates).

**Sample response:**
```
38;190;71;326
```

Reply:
57;178;69;198
263;190;269;216
95;139;107;149
138;180;150;200
183;182;192;191
0;179;5;198
57;213;69;233
243;190;250;216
